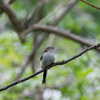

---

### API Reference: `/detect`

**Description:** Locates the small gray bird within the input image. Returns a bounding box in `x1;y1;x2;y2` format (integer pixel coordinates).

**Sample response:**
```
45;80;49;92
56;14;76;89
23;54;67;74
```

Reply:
40;46;55;84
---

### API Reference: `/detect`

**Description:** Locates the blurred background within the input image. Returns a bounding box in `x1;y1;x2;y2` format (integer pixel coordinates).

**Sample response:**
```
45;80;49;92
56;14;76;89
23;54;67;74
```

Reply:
0;0;100;100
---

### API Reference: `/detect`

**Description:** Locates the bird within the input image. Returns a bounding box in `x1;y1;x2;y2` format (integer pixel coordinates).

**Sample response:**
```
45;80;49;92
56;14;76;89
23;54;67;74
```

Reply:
40;46;55;84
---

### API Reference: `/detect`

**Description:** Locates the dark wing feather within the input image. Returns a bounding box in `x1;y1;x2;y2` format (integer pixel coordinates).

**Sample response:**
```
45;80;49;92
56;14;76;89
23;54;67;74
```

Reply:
40;55;43;61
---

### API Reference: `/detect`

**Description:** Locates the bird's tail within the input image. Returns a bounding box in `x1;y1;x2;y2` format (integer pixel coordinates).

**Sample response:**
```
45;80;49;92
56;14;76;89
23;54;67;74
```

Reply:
42;70;47;84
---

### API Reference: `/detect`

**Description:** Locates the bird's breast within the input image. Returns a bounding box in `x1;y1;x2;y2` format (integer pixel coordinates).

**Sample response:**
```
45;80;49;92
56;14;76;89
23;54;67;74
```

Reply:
41;53;55;68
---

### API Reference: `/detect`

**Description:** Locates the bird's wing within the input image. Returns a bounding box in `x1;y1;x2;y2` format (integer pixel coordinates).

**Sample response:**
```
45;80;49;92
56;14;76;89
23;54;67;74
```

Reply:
40;55;43;61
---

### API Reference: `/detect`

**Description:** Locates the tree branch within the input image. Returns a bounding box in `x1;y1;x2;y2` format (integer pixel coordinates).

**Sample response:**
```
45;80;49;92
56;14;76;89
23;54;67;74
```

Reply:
0;0;16;15
0;0;24;32
20;0;78;42
52;0;78;25
24;0;45;26
20;24;100;52
81;0;100;10
0;43;100;91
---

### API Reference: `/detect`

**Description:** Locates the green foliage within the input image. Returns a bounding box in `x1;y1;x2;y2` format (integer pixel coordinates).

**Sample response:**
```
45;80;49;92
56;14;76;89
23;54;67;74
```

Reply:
0;0;100;100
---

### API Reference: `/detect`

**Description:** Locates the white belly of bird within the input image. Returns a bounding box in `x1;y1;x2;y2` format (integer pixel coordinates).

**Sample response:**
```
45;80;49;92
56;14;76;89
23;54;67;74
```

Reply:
41;52;55;68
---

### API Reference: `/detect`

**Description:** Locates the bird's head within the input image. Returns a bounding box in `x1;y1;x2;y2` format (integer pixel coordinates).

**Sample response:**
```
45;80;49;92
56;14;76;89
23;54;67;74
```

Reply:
44;46;54;53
